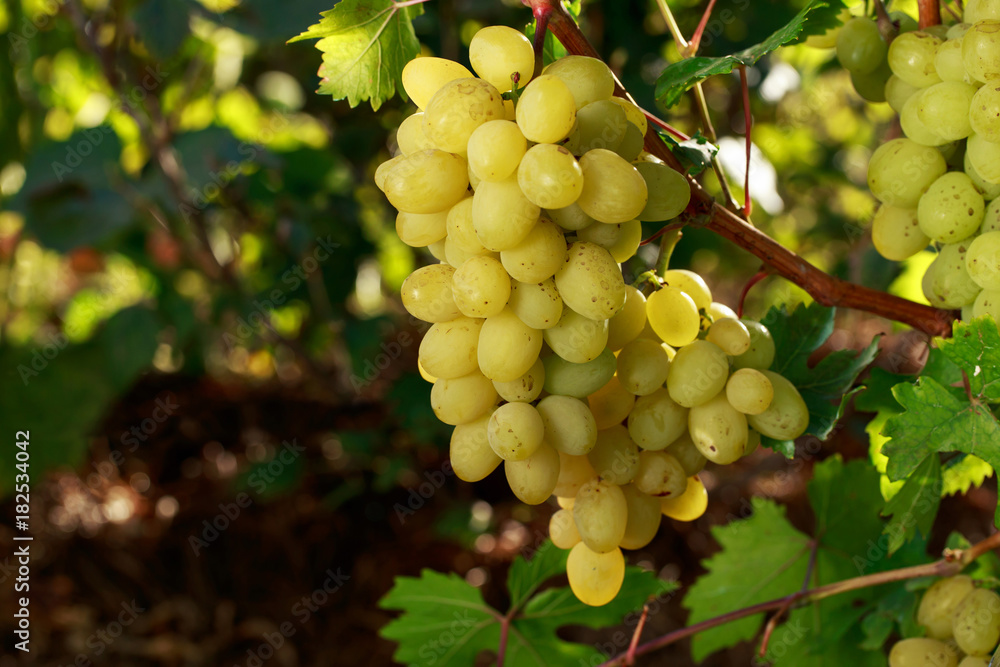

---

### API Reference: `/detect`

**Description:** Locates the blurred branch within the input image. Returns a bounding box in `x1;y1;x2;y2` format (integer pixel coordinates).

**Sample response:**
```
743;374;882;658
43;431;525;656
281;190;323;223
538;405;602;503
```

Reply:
532;0;956;338
918;0;942;28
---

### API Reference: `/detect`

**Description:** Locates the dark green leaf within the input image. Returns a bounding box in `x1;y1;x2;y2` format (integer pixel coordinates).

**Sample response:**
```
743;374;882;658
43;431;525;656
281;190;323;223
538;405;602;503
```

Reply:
506;541;569;610
133;0;194;59
290;0;423;110
936;317;1000;401
661;131;718;176
880;455;941;557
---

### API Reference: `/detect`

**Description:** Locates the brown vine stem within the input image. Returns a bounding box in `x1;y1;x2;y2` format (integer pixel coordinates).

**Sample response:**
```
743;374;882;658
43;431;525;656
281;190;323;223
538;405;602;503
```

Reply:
530;0;955;338
918;0;942;28
596;532;1000;667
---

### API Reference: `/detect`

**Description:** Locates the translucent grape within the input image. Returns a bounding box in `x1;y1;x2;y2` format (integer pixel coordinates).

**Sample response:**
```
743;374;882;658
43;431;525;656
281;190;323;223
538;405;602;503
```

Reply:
543;348;616;399
543;56;615;109
493;357;545;403
554;241;626;321
478;307;543;382
917;172;985;243
660;475;708;522
450;412;502;482
958;657;990;667
872;205;931;260
619;484;662;550
888;31;944;87
452;255;511;318
966;231;1000;289
467;120;527;182
396;209;448;248
419;316;484;379
576;149;649;224
499;219;567;284
952;588;1000;655
517;144;585;209
538;395;599;456
566;543;625;606
445;198;484;253
973;288;1000;319
746;371;809;440
662;269;713;310
633;450;688;498
616;338;671;396
608;96;648;134
431;370;498;425
666;433;708;476
607;219;643;263
925;242;982;308
708;302;738;321
888;638;958;667
578;220;624;250
731;320;776;371
688;393;748;464
918;575;975;639
587;425;640;484
469;26;534;92
554;451;598;497
917;81;979;141
587;377;637;430
401;57;474;110
565;100;628;154
966;0;1000;22
868;138;948;207
886;75;922;113
900;91;950;146
516;74;577;143
543;308;609;363
401;264;462;323
473;176;541;251
726;368;775;415
627;387;689;451
851;61;892;103
836;17;888;74
962;19;1000;82
396;112;436;155
505;442;560;504
606;286;648;351
384;149;470;214
632;161;693;222
667;340;730;408
508;278;563;330
614;122;645;162
546;201;596;231
968;132;1000;184
573;478;628;552
550;508;582;549
423;78;505;153
706;318;751;355
970;83;1000;143
487;401;544;461
646;287;701;347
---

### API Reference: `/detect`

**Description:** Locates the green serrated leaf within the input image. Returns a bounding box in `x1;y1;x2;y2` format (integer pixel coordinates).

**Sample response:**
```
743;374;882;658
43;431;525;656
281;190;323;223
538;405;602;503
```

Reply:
290;0;423;110
660;131;718;176
880;455;941;557
941;454;993;496
655;1;837;108
506;541;569;610
937;317;1000;401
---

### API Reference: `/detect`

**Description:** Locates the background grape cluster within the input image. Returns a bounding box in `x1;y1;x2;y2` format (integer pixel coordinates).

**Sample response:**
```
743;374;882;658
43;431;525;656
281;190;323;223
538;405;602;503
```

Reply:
374;26;810;606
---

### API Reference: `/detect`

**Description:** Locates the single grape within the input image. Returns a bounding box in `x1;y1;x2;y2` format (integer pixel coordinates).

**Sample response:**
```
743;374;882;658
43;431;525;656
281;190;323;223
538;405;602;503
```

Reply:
401;57;474;110
708;301;738;322
966;0;1000;21
469;26;534;92
688;393;748;465
917;81;979;140
646;286;701;347
731;320;776;370
493;357;545;403
508;278;563;330
576;149;649;224
706;318;752;355
627;387;689;451
836;17;888;74
952;587;1000;655
553;451;598;497
543;55;615;109
619;484;662;550
566;543;625;606
401;263;462;323
517;144;585;209
851;60;892;103
607;285;648;351
587;425;640;485
450;411;502;482
900;91;950;146
661;269;713;310
578;221;624;249
617;337;671;396
419;316;484;379
968;132;1000;185
565;99;629;154
934;39;968;82
872;205;931;260
886;75;922;113
925;242;983;308
452;255;511;318
487;401;545;460
588;376;637;430
868;138;948;207
660;474;708;522
537;394;599;456
633;450;688;498
917;575;976;639
505;442;560;504
966;231;1000;289
543;307;609;363
984;199;1000;231
607;219;643;263
499;219;567;284
472;176;541;251
965;153;1000;200
971;83;1000;143
888;638;958;667
614;122;645;162
543;348;617;399
608;96;648;134
550;508;582;549
467;120;527;183
431;370;498;425
918;172;985;243
726;368;774;415
546;201;596;231
888;31;944;87
962;19;1000;82
384;149;470;214
573;478;628;552
396;209;448;248
516;74;577;143
422;78;505;153
666;340;730;408
666;433;707;476
634;161;692;222
478;307;543;382
746;371;809;440
395;112;436;155
554;241;626;321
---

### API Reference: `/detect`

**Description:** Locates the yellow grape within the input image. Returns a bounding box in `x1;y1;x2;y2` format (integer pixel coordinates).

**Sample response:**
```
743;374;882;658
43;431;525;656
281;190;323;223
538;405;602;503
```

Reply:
934;39;967;82
469;26;534;92
467;120;527;183
968;132;1000;185
543;56;615;109
952;588;1000;655
726;368;774;416
509;278;563;330
566;543;625;606
587;424;640;485
516;74;577;143
543;308;609;363
547;201;596;231
500;220;567;284
607;219;643;263
666;433;708;476
445;197;486;254
452;255;511;319
732;320;776;371
553;451;598;497
889;31;943;87
918;575;975;639
962;19;1000;82
587;376;636;430
872;205;931;261
747;371;809;440
688;394;748;465
576;149;648;223
419;316;484;379
616;337;671;396
646;287;700;347
627;387;689;451
573;478;628;552
661;269;712;310
868;138;948;207
517;144;585;209
666;340;730;408
706;318;751;356
633;450;688;498
550;508;582;549
487;401;544;461
619;484;662;550
477;307;543;382
606;285;648;351
422;78;505;153
449;411;501;482
970;82;1000;143
888;638;958;667
660;475;708;522
395;209;448;248
608;96;648;134
537;394;599;456
708;301;738;322
401;264;462;323
505;442;560;504
431;370;498;425
396;112;436;155
401;56;474;110
554;241;626;321
634;161;692;222
384;149;470;214
473;176;541;251
493;357;545;403
886;75;922;113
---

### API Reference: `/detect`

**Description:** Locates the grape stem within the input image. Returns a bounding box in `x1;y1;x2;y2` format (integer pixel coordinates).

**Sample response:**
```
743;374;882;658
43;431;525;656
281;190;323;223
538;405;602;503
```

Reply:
758;539;817;657
737;267;771;319
917;0;942;27
738;65;752;218
686;0;719;57
594;532;1000;667
527;0;955;338
873;0;900;44
624;603;651;665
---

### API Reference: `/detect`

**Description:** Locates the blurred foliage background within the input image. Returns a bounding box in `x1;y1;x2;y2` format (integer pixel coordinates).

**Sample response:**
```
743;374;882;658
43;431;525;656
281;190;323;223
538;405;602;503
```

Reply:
0;0;981;665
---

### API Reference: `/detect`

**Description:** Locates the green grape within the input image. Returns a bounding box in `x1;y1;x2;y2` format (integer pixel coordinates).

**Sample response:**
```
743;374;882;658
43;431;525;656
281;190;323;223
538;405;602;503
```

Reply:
851;60;892;103
836;17;888;74
450;412;502;482
445;198;483;253
578;221;624;249
949;23;974;40
889;31;944;87
962;20;1000;82
633;450;688;498
396;209;448;248
731;320;776;370
445;236;496;268
472;176;541;251
517;143;585;209
606;285;648;351
901;91;950;146
494;357;545;403
744;428;761;456
554;241;626;321
952;588;1000;655
619;484;662;550
662;269;712;310
419;316;484;379
868;138;948;207
667;340;730;408
384;149;470;214
888;638;959;667
396;112;436;155
587;425;640;484
565;100;628;154
926;242;983;308
666;433;707;476
452;255;511;318
573;478;628;552
422;78;505;153
554;451;598;497
935;39;969;82
615;122;645;162
886;75;922;113
966;0;1000;22
401;56;474;110
427;239;448;264
607;219;643;263
918;172;985;243
706;318;751;356
499;219;567;284
970;83;1000;143
431;370;498;425
487;401;545;462
967;231;1000;288
588;377;636;430
660;474;708;522
515;74;577;143
543;348;616;399
566;543;625;606
469;26;534;92
634;161;693;222
608;96;648;135
550;508;582;549
646;287;701;347
478;307;543;382
508;278;563;330
968;132;1000;185
688;393;748;465
966;153;1000;200
576;149;649;224
918;575;976;639
746;371;809;440
544;308;609;363
467;120;527;183
543;55;616;109
401;264;462;323
973;287;1000;318
546;201;596;231
872;205;931;260
505;442;560;504
726;368;775;415
708;301;738;322
917;81;979;140
627;387;689;451
890;11;919;34
616;338;671;396
958;657;990;667
985;198;1000;231
538;395;599;456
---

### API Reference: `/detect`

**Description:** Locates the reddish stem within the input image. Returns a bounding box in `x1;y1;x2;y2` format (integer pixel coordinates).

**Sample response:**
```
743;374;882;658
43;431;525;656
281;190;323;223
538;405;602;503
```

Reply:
497;614;511;667
529;2;552;79
687;0;719;56
917;0;942;28
624;603;650;665
640;222;687;247
738;65;752;218
643;109;691;141
737;268;770;319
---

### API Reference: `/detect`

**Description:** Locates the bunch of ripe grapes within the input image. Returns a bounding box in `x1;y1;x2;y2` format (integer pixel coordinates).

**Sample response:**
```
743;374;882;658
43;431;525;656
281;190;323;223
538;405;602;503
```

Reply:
890;574;1000;666
375;25;809;606
825;1;1000;320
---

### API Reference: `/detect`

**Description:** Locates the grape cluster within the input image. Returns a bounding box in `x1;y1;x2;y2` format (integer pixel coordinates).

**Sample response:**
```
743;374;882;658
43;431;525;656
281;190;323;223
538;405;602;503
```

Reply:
889;575;1000;666
376;26;809;606
831;3;1000;320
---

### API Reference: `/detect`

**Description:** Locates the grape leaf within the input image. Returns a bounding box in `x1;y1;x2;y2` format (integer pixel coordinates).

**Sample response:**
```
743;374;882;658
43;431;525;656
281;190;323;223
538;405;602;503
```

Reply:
661;131;718;176
655;1;842;107
880;454;941;557
936;317;1000;401
290;0;423;110
379;541;673;666
941;454;993;497
760;303;879;455
685;457;884;661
